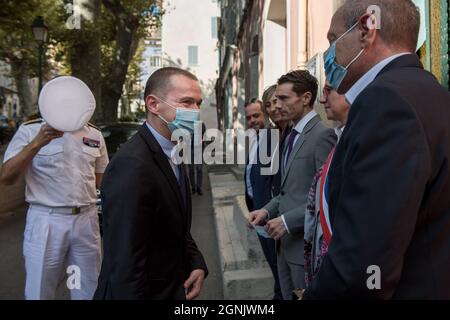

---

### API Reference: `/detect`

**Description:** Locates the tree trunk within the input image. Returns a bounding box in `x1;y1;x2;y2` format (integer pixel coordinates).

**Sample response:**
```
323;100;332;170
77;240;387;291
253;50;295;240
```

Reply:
10;56;34;119
100;3;139;123
70;0;102;124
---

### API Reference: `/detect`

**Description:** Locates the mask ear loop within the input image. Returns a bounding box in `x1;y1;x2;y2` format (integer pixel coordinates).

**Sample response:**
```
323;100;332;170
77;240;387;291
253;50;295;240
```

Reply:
334;22;364;71
155;96;177;110
156;96;200;113
152;96;175;124
344;48;365;70
335;21;359;43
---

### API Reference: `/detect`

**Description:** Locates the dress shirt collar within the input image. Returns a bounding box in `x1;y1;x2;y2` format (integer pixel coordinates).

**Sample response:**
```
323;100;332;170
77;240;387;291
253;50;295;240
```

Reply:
345;53;410;104
146;121;175;160
292;110;317;134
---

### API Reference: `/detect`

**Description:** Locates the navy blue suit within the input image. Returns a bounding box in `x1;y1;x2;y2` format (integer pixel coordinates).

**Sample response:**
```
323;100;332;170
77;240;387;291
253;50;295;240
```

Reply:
304;54;450;299
245;129;282;300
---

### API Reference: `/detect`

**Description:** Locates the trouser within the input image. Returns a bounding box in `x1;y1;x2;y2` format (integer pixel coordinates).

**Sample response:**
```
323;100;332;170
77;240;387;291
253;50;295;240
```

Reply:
188;163;203;191
257;235;283;300
277;246;305;300
23;204;102;300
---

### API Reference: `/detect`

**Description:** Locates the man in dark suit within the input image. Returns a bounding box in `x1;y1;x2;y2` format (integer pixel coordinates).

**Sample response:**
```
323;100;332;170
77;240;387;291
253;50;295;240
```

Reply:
244;99;272;212
244;99;282;300
94;67;208;300
303;0;450;299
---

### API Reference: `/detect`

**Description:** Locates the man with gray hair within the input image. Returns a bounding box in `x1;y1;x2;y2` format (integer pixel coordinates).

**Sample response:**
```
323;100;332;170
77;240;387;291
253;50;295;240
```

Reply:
303;0;450;299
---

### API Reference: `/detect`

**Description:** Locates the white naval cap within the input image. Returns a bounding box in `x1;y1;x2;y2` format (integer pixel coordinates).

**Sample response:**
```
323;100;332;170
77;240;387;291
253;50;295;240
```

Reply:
39;76;96;132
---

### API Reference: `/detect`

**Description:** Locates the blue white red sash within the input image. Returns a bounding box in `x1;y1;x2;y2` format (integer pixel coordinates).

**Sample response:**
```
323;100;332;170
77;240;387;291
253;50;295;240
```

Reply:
319;147;335;246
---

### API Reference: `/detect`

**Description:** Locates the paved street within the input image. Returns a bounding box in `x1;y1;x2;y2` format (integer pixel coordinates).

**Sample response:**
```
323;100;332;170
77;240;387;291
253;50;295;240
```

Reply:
0;164;223;300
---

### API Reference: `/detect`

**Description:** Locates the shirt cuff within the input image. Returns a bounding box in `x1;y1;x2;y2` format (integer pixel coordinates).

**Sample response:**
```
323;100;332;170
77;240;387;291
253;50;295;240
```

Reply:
281;215;290;234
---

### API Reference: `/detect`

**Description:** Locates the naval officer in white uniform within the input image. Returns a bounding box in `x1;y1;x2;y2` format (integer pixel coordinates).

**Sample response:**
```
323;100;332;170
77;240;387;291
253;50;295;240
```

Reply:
0;120;108;299
0;75;109;300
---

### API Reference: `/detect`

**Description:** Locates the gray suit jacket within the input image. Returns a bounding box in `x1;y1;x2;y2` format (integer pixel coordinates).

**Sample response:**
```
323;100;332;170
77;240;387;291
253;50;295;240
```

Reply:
264;115;336;265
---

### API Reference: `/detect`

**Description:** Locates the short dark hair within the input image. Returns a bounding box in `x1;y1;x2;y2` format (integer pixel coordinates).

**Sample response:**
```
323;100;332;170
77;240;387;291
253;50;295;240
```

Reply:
339;0;420;52
245;99;263;108
144;67;198;100
277;70;318;106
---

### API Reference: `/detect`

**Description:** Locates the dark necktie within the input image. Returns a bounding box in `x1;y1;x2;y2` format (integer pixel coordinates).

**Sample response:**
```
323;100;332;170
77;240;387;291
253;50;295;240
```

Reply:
284;129;299;168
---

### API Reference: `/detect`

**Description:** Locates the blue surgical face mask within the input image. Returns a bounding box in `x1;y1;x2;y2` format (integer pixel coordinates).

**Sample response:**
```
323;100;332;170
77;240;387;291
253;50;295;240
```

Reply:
324;22;364;91
156;97;200;134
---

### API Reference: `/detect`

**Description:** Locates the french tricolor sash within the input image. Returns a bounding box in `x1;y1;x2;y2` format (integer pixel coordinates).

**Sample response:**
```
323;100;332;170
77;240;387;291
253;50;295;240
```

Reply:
319;147;335;246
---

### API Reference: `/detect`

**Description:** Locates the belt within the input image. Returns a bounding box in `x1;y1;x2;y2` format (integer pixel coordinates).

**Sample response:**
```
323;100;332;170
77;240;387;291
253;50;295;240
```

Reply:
29;204;96;215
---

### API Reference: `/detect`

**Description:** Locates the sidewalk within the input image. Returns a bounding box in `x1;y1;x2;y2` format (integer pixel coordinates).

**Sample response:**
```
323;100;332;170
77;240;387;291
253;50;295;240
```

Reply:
189;167;224;300
208;164;274;300
0;165;223;300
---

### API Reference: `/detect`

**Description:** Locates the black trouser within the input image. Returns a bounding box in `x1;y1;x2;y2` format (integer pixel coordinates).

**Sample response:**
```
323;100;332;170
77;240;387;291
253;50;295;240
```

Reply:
257;234;282;300
188;163;203;191
248;200;282;300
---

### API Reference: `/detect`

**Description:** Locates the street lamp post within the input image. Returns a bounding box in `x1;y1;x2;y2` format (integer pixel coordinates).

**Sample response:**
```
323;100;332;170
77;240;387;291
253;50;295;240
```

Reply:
31;16;48;95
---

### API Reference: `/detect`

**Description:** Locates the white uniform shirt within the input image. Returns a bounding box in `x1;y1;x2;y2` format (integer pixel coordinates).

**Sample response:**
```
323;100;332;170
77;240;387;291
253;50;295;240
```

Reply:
4;120;109;207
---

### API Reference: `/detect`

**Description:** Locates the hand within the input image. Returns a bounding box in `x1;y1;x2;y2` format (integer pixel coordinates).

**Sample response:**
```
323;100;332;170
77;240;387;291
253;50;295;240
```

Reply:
293;289;305;300
32;124;64;149
247;209;269;228
266;216;288;240
184;269;205;300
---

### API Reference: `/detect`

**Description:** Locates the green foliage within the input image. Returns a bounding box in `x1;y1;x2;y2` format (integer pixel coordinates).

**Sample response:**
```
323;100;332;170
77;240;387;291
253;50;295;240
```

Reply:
0;0;163;122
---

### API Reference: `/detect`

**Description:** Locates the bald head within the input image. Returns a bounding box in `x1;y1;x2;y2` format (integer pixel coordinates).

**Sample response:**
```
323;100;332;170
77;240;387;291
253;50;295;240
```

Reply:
144;67;198;100
338;0;420;52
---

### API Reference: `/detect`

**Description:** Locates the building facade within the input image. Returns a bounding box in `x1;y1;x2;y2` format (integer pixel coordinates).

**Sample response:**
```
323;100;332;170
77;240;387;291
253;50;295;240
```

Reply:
216;0;346;132
161;0;221;129
216;0;449;132
0;62;21;120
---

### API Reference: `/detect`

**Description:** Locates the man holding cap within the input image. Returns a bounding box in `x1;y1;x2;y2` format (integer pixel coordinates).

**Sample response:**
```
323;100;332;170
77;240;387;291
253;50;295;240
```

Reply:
0;76;109;300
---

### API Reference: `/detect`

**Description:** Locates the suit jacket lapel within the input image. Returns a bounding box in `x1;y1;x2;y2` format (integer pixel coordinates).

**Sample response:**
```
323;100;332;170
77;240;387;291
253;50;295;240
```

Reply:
138;124;188;221
281;115;321;186
282;134;306;185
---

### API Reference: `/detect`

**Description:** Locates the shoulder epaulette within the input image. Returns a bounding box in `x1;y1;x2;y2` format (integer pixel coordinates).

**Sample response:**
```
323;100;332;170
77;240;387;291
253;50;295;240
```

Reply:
23;118;43;126
88;122;101;131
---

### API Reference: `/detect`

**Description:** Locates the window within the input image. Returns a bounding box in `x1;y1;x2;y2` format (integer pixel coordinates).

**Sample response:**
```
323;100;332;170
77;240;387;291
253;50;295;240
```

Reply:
149;56;161;67
211;17;219;39
188;46;198;65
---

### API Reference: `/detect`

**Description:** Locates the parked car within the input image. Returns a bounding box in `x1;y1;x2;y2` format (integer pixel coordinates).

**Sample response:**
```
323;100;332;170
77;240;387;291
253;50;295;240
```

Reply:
97;122;141;235
100;122;141;159
0;116;12;145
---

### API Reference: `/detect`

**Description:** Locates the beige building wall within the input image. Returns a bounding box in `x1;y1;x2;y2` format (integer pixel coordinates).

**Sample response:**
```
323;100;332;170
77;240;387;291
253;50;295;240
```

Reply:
161;0;220;129
262;19;287;88
263;0;288;89
262;0;344;77
261;0;345;126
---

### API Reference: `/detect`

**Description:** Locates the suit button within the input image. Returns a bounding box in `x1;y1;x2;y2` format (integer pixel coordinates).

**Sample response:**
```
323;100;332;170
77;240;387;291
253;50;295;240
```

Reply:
281;190;285;196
